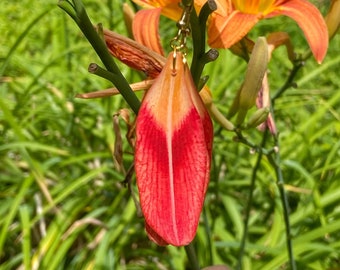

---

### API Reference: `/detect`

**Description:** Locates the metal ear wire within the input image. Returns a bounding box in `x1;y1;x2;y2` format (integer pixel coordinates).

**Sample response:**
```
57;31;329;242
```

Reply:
172;47;177;74
170;0;193;62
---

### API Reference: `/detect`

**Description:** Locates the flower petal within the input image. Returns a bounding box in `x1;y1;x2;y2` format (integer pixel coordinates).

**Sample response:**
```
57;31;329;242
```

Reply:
133;8;165;56
135;52;213;246
104;29;165;78
195;0;232;16
132;0;182;21
269;0;328;63
145;222;169;246
208;11;259;48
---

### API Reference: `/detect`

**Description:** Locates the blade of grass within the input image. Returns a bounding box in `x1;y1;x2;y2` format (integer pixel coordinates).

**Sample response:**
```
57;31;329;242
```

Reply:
19;205;32;270
0;176;34;257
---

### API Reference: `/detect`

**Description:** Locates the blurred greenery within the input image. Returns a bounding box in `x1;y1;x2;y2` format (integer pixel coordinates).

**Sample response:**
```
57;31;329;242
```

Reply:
1;0;340;269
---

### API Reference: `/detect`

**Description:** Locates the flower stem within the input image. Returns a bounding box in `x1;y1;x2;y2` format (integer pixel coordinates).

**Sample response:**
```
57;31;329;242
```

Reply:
236;129;268;270
268;52;317;270
272;59;304;102
58;0;141;114
185;243;200;270
190;0;217;87
267;137;297;270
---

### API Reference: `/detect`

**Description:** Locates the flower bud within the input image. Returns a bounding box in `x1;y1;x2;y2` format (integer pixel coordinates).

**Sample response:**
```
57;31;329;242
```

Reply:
325;0;340;39
245;107;270;129
239;37;268;111
228;37;268;125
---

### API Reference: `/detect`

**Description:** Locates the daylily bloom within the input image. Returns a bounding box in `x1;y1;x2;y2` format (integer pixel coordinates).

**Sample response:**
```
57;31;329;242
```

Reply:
203;0;328;63
132;0;328;63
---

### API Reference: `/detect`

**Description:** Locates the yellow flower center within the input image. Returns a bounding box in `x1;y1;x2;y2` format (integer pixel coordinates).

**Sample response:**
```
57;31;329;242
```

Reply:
232;0;277;15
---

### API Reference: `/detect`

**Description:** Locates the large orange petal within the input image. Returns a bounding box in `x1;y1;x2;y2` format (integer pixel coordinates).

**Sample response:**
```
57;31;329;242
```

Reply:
208;11;259;48
268;0;328;63
133;8;165;56
135;52;213;246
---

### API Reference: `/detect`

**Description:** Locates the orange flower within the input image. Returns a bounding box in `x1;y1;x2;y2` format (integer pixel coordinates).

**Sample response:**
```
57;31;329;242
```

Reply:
133;0;328;63
203;0;328;63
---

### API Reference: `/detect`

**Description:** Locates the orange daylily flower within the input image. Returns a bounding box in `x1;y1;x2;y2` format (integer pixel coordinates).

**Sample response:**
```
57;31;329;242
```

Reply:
203;0;328;63
133;0;328;63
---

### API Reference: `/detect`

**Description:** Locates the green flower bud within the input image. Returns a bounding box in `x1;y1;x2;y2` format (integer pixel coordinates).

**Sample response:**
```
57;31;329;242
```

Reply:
245;107;270;129
239;37;268;110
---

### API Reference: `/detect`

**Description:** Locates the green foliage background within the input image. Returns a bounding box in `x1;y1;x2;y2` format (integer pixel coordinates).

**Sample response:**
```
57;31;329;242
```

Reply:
1;0;340;269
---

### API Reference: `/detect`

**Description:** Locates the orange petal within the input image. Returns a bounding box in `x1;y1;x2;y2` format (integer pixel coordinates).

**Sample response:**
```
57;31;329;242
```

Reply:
132;0;182;21
133;9;165;56
269;0;328;63
208;11;259;48
135;52;213;246
132;0;161;9
266;32;295;62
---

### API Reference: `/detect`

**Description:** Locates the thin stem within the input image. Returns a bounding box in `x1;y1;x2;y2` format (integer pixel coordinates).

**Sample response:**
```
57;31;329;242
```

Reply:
236;129;268;270
203;207;213;265
271;60;304;102
185;243;200;270
234;130;274;156
59;0;141;113
88;63;117;81
267;138;296;270
269;53;313;270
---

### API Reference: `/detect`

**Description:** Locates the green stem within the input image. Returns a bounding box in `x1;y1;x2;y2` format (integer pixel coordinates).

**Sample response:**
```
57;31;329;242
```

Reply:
268;52;316;270
267;137;296;270
59;0;141;114
203;207;213;265
237;129;268;270
58;0;77;22
234;130;274;156
190;0;217;87
88;63;117;81
185;243;200;270
272;60;304;102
